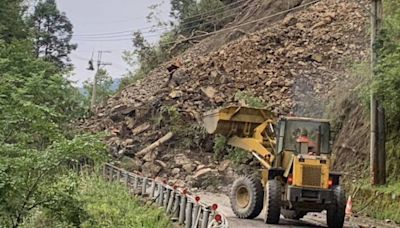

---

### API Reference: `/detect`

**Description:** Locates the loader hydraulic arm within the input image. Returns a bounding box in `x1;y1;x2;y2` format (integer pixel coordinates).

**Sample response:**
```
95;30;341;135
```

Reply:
203;106;278;169
227;120;276;169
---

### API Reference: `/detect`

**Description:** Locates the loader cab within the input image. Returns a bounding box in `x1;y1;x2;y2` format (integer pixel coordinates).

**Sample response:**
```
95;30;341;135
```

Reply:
276;117;331;155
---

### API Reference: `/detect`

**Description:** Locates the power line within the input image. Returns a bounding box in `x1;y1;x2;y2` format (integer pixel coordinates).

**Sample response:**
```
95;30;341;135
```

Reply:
73;0;249;37
156;0;322;46
74;9;239;40
74;0;321;43
74;9;242;41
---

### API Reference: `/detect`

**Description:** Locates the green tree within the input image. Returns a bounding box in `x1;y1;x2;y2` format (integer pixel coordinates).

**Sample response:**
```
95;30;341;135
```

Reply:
120;31;172;87
28;0;76;68
373;0;400;131
83;69;114;106
170;0;197;20
0;134;107;228
0;41;87;148
0;0;27;42
171;0;230;34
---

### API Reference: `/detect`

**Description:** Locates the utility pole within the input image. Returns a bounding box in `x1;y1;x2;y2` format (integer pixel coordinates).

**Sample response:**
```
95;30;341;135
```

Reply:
370;0;386;185
90;50;112;112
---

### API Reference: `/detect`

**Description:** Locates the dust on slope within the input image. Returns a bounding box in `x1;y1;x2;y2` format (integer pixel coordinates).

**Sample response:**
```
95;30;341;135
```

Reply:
82;0;369;190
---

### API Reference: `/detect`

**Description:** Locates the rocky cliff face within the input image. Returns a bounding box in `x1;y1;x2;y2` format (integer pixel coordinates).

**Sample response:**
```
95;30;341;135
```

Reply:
82;0;369;191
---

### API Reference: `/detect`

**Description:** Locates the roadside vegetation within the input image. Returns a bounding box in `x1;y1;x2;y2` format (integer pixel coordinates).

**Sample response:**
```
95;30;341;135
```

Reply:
335;0;400;223
22;175;172;228
0;0;168;227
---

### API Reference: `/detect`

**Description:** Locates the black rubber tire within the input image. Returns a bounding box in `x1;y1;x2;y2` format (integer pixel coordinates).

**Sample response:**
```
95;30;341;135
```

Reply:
281;209;306;220
264;179;281;224
230;176;264;219
327;186;346;228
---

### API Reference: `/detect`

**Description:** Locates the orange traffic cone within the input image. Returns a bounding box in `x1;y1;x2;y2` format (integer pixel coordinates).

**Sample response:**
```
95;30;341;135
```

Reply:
345;195;353;217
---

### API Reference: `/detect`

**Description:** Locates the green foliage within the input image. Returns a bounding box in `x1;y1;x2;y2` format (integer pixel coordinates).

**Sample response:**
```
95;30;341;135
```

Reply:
352;182;400;223
0;0;27;42
373;0;400;132
213;134;227;160
171;0;232;34
385;140;400;182
151;105;181;128
212;135;249;164
235;91;266;108
0;134;107;228
78;176;172;228
120;0;234;89
22;175;172;228
28;0;76;69
228;148;249;165
120;31;174;88
83;68;114;106
0;41;87;148
0;3;102;226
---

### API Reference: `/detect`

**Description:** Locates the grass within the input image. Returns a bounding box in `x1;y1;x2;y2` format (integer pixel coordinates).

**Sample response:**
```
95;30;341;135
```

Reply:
78;175;172;228
23;174;173;228
351;179;400;223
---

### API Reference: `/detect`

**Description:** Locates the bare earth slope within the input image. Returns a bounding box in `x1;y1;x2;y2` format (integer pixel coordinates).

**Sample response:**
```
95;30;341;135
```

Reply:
82;0;369;190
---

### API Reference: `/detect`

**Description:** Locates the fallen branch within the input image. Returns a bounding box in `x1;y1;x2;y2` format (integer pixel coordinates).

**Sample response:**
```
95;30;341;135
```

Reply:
135;132;174;157
131;122;150;136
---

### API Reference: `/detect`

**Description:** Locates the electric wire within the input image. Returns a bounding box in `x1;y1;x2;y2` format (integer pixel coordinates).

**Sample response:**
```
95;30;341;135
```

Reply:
73;0;250;37
74;0;321;43
74;11;239;41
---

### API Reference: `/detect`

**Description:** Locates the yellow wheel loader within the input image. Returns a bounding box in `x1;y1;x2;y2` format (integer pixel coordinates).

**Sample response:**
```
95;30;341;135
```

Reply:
203;106;346;228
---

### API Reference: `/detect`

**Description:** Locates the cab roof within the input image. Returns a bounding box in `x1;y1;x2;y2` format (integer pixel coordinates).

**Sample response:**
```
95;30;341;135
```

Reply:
280;116;330;123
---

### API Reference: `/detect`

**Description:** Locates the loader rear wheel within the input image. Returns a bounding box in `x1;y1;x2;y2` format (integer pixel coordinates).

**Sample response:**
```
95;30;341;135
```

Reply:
281;209;306;220
230;176;264;219
327;186;346;228
264;179;281;224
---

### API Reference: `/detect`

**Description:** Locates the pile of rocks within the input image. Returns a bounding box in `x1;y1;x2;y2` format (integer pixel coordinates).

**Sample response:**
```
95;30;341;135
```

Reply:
81;0;368;190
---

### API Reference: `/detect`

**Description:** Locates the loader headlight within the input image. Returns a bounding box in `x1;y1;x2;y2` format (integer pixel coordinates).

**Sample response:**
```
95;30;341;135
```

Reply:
287;175;293;185
328;179;333;188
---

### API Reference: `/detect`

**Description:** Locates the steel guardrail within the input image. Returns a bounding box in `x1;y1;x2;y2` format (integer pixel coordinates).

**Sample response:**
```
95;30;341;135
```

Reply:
103;163;229;228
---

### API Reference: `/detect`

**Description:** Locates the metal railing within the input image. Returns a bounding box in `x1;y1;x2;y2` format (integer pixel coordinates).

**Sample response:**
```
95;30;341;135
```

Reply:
103;163;229;228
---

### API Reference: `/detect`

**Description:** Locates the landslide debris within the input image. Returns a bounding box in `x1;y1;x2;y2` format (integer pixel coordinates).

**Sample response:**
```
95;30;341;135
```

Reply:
82;0;368;190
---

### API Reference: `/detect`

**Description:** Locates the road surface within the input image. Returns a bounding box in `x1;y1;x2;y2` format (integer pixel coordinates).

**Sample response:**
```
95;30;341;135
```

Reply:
196;192;400;228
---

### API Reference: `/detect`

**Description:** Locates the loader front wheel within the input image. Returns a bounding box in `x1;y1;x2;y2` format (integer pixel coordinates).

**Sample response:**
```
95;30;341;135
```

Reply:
327;186;346;228
264;179;281;224
230;176;264;219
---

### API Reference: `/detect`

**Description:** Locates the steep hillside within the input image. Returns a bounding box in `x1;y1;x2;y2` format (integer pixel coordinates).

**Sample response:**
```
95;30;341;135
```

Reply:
82;0;369;190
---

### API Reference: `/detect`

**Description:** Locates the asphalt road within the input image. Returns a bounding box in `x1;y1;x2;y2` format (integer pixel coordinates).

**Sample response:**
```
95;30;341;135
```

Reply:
196;192;400;228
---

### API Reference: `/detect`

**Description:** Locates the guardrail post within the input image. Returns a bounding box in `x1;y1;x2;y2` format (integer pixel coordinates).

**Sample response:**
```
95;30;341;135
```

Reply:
201;209;210;228
102;165;106;177
158;185;165;205
185;201;193;228
167;191;175;213
172;193;180;220
164;188;171;209
133;175;139;194
108;166;113;181
150;181;156;198
192;204;200;228
142;177;148;196
124;172;129;187
179;195;187;224
117;169;121;182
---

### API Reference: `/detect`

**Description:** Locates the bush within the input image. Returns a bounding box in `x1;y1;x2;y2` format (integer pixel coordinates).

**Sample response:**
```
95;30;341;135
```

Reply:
23;175;172;228
213;134;227;160
235;91;266;108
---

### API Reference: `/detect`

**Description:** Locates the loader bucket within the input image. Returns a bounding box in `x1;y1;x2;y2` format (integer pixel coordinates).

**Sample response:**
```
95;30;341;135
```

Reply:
203;106;275;137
